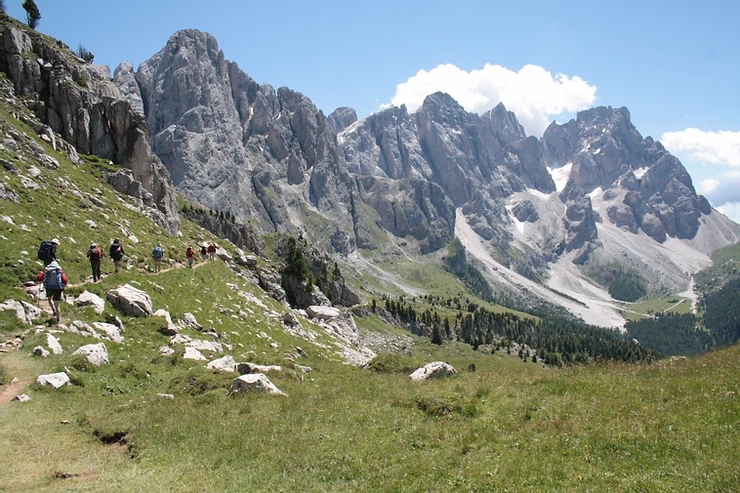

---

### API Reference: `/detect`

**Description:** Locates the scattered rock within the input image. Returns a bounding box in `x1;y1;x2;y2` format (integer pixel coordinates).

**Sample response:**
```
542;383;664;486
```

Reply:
157;393;174;400
153;309;178;335
183;347;207;361
410;362;457;382
180;312;202;331
73;343;109;367
159;346;175;356
36;372;70;389
15;394;31;402
33;346;49;357
0;299;42;324
206;355;237;372
237;362;282;375
106;284;153;317
46;334;63;354
231;373;287;396
281;312;300;326
306;305;340;320
76;291;105;314
91;322;124;343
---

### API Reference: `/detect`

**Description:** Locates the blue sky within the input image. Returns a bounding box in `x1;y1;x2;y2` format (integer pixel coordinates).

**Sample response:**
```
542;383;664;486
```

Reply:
6;0;740;220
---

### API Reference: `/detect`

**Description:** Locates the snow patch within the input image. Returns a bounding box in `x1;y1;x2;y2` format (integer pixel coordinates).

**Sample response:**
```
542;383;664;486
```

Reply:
548;163;572;193
633;167;648;179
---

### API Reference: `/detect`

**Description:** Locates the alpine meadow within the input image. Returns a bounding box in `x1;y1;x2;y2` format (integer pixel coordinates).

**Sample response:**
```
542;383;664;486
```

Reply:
0;9;739;493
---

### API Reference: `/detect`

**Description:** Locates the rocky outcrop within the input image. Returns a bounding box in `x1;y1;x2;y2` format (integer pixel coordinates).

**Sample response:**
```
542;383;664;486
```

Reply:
73;342;109;367
327;107;357;133
231;373;286;396
0;21;180;233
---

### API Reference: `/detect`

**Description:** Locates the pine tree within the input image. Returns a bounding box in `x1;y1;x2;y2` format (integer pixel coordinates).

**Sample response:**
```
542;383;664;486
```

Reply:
22;0;40;28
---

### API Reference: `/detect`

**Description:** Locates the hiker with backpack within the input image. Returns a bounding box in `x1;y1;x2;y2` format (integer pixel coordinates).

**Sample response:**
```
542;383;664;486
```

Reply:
87;243;104;282
35;260;68;323
207;242;217;261
186;245;196;268
109;239;125;273
199;244;207;262
152;243;164;273
38;238;59;266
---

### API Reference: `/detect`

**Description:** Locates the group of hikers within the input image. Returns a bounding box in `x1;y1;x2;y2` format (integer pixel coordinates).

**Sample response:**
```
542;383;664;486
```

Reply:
35;238;219;322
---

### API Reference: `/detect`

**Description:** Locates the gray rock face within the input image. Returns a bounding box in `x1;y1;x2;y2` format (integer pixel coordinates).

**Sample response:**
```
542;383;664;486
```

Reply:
0;23;179;233
131;30;364;252
327;107;357;133
73;342;109;367
542;106;707;242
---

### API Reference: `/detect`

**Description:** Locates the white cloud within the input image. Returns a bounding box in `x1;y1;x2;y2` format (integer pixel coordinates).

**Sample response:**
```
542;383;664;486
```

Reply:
661;128;740;168
699;178;719;194
388;63;597;136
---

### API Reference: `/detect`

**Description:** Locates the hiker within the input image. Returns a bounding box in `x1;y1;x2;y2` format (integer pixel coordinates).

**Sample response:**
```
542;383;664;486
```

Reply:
87;242;104;282
185;245;196;268
109;239;125;273
38;238;59;266
35;260;68;323
207;242;217;261
199;244;207;262
152;243;164;273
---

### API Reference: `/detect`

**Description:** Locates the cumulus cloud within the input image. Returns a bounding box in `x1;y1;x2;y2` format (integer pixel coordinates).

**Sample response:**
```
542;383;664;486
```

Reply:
388;63;597;136
661;129;740;168
698;171;740;207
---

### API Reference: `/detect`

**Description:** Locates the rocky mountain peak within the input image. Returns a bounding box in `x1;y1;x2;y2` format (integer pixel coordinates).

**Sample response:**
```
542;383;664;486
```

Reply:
483;102;527;143
327;107;357;133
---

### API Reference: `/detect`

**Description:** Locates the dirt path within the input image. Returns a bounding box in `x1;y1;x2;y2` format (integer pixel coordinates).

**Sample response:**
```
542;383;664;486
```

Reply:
0;378;28;405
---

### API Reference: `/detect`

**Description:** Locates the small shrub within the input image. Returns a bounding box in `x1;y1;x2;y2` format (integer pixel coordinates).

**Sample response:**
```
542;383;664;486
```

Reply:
75;44;94;63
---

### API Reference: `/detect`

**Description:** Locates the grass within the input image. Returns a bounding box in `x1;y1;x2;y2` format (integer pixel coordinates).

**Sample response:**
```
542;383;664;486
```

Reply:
621;296;692;321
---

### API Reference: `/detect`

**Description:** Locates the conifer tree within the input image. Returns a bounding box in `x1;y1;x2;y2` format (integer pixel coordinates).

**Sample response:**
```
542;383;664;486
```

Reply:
22;0;40;28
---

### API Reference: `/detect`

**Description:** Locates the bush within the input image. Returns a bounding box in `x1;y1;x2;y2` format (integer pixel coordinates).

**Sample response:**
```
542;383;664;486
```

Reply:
75;44;94;63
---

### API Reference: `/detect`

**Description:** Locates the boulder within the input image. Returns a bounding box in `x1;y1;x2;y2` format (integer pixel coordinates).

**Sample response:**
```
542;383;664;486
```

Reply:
15;394;31;402
0;299;42;324
159;346;175;356
183;347;207;361
33;345;49;357
281;312;300;326
410;362;457;382
73;343;109;367
180;312;203;331
215;247;232;261
206;355;237;372
106;284;153;317
91;322;124;343
46;333;63;354
153;309;178;335
76;291;105;314
306;305;340;320
187;339;223;354
231;373;287;396
237;362;282;375
36;372;70;389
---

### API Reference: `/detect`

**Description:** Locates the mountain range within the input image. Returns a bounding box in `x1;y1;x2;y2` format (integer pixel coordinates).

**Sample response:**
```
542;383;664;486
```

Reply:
3;22;739;328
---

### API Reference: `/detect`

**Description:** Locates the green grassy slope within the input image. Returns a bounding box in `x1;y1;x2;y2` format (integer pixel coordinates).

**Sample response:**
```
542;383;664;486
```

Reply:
0;70;738;492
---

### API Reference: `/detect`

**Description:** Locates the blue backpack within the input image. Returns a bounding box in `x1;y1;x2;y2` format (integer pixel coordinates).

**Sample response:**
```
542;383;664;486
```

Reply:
152;245;163;258
43;266;63;290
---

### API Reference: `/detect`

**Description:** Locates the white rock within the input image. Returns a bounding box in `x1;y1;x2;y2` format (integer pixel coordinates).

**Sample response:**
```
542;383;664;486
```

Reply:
15;394;31;402
92;322;124;343
157;393;174;399
410;362;457;382
231;373;287;396
187;339;223;353
106;284;153;317
180;312;202;331
0;299;42;324
46;333;63;354
206;355;237;372
237;362;282;375
159;346;175;356
306;305;340;320
169;334;191;345
36;372;70;389
85;219;98;229
76;291;105;314
183;347;207;361
73;342;109;367
153;309;178;335
33;345;49;357
215;247;233;261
